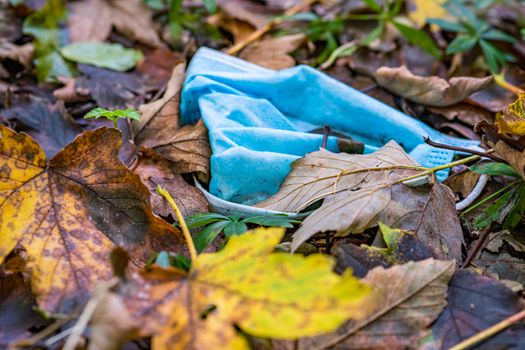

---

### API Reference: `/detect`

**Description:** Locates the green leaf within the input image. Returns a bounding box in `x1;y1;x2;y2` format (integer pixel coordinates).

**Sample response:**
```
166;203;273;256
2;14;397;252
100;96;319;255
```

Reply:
475;190;514;229
60;42;142;71
446;34;477;54
392;20;442;59
241;215;300;228
84;107;141;125
503;183;525;230
170;253;191;271
224;222;249;237
479;39;506;72
194;220;230;253
185;213;230;229
481;28;517;43
427;18;467;33
361;0;381;13
470;162;520;178
34;51;76;83
203;0;217;13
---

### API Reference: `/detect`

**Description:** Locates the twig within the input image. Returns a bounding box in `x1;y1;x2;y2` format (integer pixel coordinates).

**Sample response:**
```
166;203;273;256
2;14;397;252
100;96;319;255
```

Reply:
321;125;331;149
493;71;524;95
423;137;505;163
449;308;525;350
226;0;318;55
157;185;197;262
461;224;492;269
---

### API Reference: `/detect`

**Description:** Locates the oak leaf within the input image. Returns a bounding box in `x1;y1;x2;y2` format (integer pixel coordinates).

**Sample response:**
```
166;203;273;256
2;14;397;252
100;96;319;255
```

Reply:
0;126;182;313
68;0;162;47
375;66;493;107
299;258;454;350
258;141;463;260
123;227;370;350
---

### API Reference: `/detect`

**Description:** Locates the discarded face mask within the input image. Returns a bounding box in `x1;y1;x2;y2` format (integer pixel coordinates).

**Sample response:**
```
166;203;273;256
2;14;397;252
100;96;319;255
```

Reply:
180;47;479;207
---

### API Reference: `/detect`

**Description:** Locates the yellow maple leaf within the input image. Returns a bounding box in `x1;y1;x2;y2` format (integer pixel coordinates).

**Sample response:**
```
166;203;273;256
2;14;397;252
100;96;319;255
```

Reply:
495;94;525;136
123;227;371;350
407;0;447;29
0;126;182;313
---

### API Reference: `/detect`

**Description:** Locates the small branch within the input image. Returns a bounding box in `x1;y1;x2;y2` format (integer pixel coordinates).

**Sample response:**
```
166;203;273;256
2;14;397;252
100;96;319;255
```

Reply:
226;0;318;55
321;125;331;149
449;308;525;350
461;224;492;269
157;185;198;262
423;137;505;163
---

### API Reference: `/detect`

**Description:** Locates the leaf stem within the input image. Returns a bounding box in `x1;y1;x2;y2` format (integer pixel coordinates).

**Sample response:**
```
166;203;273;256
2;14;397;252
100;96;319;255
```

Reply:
449;308;525;350
493;71;524;95
113;119;118;129
157;185;198;262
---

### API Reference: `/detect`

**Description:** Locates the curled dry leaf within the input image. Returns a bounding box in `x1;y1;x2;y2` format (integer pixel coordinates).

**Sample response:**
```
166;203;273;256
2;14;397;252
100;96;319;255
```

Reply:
68;0;162;47
375;66;493;107
132;64;211;179
299;258;454;350
495;93;525;136
432;270;525;349
258;141;463;261
0;126;182;313
239;34;306;70
122;228;370;350
0;39;34;70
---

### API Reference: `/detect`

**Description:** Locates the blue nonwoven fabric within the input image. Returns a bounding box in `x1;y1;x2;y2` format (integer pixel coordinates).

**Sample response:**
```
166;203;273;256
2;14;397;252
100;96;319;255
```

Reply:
180;47;479;205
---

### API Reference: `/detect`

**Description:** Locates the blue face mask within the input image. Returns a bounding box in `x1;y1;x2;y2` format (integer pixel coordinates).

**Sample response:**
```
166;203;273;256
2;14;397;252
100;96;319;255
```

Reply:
180;47;479;205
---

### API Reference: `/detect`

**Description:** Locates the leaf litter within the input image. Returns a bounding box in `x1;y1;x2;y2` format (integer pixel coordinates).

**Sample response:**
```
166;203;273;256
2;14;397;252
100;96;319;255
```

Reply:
1;0;525;349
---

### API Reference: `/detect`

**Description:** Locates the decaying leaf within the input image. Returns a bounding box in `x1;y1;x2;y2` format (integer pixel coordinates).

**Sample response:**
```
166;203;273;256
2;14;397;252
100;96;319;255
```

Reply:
258;141;463;260
375;66;493;107
131;64;211;179
0;126;182;313
239;34;306;70
493;140;525;179
299;258;454;350
431;270;525;349
495;93;525;136
123;228;370;350
68;0;162;47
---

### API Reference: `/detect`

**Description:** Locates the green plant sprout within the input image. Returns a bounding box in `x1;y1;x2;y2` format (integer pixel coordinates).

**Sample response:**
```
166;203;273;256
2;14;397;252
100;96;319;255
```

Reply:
84;107;140;128
428;0;516;72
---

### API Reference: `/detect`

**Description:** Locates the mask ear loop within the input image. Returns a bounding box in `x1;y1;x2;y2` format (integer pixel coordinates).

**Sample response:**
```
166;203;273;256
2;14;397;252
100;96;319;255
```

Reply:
455;174;489;211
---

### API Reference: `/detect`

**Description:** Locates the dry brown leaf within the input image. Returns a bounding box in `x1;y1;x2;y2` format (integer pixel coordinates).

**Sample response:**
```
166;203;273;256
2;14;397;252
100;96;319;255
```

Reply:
299;258;454;350
218;0;269;29
375;66;493;107
258;141;463;258
207;13;255;44
0;39;33;70
132;64;211;179
240;34;306;70
493;140;525;179
68;0;162;47
53;77;90;103
134;148;208;219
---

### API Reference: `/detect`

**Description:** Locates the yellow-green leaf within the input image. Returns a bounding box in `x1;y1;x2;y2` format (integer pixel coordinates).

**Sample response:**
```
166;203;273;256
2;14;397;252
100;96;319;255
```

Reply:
495;93;525;136
123;227;371;350
407;0;448;29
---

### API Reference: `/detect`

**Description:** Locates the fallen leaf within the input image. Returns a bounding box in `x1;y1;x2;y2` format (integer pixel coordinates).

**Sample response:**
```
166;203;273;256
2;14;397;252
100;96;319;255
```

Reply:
375;65;493;107
0;271;47;347
123;228;370;350
60;42;143;72
134;148;208;219
75;64;150;109
495;93;525;136
431;269;525;349
207;13;255;44
218;0;269;29
239;34;306;70
131;64;211;178
427;103;494;128
0;38;34;70
299;258;454;350
0;126;182;313
53;77;91;103
493;140;525;179
0;95;85;158
258;141;463;260
68;0;162;47
407;0;447;29
137;48;184;85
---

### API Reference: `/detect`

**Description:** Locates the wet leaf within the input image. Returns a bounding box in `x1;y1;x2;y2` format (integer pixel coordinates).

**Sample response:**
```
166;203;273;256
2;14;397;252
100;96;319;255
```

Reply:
0;126;182;313
375;65;493;107
61;42;143;72
123;227;370;350
258;141;463;260
239;34;306;70
431;269;525;349
299;258;454;350
68;0;162;47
